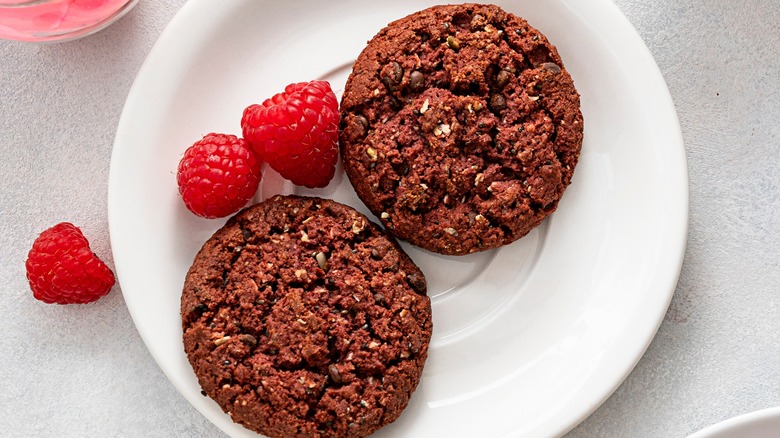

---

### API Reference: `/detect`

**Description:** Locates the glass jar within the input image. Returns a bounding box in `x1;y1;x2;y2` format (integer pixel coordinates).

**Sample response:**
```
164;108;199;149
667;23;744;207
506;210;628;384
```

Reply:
0;0;140;42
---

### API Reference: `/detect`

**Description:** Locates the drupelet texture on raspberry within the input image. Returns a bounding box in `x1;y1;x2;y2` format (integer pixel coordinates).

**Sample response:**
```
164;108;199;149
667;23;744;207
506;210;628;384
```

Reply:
241;80;339;188
26;222;116;304
177;133;262;218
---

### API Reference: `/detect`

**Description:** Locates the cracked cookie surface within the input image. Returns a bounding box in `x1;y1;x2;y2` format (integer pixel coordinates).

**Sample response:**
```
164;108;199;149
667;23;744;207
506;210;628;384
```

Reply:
340;3;583;255
181;195;432;438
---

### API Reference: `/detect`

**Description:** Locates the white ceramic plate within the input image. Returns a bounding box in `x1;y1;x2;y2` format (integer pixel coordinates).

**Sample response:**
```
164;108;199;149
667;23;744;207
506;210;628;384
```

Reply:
687;407;780;438
108;0;688;436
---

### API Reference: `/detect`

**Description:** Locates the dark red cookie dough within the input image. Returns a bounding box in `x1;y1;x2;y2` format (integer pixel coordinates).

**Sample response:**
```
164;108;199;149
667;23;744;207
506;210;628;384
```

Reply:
340;3;583;255
181;195;432;438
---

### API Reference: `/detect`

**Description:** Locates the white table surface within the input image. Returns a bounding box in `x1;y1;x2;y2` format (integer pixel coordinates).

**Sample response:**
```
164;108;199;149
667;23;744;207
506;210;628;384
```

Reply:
1;1;779;437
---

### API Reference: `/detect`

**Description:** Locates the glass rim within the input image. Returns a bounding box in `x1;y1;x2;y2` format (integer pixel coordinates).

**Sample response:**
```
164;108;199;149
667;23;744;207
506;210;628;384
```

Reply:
0;0;59;7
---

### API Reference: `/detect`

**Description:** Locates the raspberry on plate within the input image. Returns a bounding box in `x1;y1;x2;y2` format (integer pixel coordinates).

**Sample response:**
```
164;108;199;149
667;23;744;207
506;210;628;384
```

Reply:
241;80;339;188
177;133;262;218
26;222;116;304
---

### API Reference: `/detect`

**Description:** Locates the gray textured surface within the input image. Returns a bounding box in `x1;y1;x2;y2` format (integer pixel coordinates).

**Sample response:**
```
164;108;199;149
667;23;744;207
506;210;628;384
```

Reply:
1;1;778;437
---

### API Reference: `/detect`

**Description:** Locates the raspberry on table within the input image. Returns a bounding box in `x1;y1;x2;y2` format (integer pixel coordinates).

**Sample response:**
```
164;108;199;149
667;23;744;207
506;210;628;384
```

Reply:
25;222;116;305
241;80;339;188
177;133;262;219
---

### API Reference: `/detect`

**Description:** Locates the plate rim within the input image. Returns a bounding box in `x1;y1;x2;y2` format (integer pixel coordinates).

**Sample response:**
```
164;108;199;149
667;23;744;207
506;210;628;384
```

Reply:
686;407;780;438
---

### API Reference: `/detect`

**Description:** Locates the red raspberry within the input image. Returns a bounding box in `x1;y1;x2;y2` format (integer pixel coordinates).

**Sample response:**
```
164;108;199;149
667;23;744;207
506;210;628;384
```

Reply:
241;80;339;188
25;222;116;304
177;133;262;218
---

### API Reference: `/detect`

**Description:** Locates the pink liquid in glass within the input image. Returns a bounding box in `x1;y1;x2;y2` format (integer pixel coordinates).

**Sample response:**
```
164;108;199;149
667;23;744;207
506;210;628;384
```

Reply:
0;0;138;42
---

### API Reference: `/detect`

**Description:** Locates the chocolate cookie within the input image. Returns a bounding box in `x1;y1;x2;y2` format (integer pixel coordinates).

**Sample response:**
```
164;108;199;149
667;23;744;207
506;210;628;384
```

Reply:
181;195;432;438
340;3;583;255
